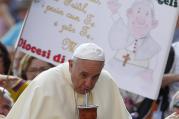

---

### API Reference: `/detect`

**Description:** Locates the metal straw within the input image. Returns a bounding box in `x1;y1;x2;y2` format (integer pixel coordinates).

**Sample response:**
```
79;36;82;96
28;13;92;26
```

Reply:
84;90;88;107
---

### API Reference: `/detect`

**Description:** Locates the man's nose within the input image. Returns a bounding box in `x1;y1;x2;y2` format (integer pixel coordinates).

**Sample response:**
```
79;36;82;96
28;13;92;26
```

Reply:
84;78;93;90
0;108;5;116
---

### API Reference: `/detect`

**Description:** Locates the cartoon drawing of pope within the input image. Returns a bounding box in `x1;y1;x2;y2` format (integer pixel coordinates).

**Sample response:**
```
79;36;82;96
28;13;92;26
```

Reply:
107;0;161;81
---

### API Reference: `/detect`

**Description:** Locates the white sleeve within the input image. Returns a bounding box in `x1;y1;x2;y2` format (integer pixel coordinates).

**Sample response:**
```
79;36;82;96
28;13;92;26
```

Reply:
108;15;129;50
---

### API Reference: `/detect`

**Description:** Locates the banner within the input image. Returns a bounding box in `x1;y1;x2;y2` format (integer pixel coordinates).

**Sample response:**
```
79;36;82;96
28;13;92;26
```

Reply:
17;0;178;99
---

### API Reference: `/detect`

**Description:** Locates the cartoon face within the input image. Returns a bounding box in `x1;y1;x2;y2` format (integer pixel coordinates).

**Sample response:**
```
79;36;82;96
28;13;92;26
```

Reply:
127;1;158;39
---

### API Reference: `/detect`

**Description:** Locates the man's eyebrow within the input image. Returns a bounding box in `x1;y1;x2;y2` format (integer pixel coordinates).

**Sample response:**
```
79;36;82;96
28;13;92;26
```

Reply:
93;73;100;78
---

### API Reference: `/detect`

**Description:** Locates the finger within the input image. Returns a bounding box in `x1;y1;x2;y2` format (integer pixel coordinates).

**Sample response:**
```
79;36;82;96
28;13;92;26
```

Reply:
0;74;8;80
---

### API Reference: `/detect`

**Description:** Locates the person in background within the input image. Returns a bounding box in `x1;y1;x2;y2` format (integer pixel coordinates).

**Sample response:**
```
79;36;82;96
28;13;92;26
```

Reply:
162;41;179;107
0;87;13;117
0;54;54;101
19;54;55;81
1;0;31;47
0;42;11;75
169;91;179;114
0;74;27;102
0;0;14;38
1;0;32;60
12;50;25;76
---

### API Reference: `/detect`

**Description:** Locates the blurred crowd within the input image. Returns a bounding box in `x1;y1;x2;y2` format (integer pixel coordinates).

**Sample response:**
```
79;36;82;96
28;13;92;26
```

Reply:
0;0;55;117
0;0;178;118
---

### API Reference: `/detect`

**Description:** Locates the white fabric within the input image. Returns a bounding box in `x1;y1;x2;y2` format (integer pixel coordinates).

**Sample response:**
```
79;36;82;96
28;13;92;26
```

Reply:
72;43;105;61
5;63;131;119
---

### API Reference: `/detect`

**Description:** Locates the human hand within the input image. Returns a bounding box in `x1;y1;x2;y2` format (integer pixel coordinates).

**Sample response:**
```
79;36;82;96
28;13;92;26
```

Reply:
0;74;23;89
107;0;120;15
165;112;179;119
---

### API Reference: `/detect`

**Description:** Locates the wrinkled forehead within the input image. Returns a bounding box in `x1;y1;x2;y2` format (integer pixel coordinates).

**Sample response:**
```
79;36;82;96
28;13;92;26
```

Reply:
75;58;104;66
73;59;104;71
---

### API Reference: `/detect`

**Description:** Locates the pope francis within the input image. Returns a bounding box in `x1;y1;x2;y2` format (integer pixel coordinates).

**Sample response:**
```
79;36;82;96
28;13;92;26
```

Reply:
5;43;131;119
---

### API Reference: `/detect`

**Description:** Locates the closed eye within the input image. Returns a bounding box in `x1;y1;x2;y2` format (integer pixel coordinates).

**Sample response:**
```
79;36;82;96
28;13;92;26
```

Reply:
92;74;100;81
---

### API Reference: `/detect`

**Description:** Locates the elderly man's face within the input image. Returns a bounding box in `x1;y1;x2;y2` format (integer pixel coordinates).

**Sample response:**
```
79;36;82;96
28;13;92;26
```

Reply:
69;59;104;94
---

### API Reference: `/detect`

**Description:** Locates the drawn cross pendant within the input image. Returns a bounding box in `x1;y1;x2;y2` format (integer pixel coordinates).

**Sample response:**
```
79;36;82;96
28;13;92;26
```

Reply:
122;53;130;66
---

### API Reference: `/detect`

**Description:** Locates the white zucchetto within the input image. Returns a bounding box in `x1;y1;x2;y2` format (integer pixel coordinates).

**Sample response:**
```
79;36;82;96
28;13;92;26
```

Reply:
72;43;105;61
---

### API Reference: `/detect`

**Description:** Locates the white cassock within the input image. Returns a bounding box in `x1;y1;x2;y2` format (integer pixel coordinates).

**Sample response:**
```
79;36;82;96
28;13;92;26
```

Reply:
5;63;131;119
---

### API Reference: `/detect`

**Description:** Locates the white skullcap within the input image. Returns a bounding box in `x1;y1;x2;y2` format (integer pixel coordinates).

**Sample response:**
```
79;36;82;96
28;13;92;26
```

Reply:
72;43;105;61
